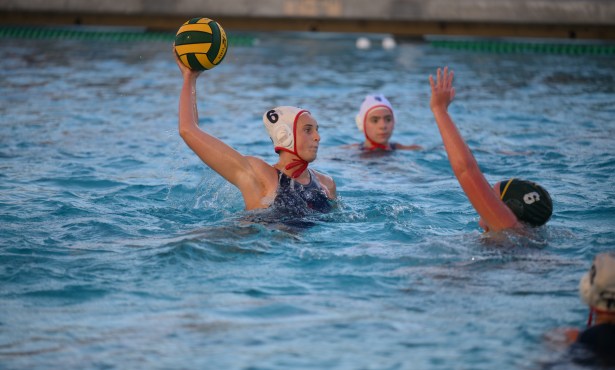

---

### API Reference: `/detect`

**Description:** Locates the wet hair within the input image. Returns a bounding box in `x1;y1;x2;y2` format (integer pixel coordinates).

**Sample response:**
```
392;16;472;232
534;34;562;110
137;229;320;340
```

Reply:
499;178;552;227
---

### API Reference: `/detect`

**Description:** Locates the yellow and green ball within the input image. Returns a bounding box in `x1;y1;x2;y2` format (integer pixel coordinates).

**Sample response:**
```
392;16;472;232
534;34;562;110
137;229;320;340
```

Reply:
174;17;228;71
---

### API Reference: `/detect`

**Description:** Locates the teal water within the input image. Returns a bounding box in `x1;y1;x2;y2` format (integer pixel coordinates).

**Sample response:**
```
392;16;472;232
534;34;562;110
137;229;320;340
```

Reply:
1;32;614;369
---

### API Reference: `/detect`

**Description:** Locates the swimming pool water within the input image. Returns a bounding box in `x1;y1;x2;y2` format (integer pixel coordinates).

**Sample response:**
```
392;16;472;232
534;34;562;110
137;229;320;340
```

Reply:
1;31;614;370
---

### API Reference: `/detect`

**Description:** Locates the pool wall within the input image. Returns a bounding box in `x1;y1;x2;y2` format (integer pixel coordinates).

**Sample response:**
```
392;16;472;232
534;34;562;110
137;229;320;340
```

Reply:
1;0;615;39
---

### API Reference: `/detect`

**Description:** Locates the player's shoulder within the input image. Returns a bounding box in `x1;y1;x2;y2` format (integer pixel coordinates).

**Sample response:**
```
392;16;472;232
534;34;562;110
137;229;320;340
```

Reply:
312;169;336;194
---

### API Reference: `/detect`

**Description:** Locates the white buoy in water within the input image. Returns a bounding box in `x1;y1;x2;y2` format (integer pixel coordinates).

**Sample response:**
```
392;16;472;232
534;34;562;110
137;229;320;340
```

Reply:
356;37;371;50
382;36;397;50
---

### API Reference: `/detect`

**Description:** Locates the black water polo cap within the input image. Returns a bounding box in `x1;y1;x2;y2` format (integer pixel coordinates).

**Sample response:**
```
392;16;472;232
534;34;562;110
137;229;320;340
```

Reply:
499;178;553;227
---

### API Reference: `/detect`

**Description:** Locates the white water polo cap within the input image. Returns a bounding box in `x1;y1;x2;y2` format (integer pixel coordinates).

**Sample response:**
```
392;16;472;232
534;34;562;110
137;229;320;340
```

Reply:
580;252;615;312
263;106;310;154
355;94;394;132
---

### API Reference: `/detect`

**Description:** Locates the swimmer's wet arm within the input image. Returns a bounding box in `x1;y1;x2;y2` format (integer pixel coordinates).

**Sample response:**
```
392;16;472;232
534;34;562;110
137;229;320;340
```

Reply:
564;328;579;343
543;327;579;350
396;143;423;150
429;68;477;181
430;67;518;231
177;65;259;190
456;164;519;231
432;110;516;231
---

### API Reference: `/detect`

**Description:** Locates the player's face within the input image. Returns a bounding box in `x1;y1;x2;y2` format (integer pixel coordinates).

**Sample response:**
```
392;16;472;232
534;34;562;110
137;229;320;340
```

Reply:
365;107;394;145
295;114;320;162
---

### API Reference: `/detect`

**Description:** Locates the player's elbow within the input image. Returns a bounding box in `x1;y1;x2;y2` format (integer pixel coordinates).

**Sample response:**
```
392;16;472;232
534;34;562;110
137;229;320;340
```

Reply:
178;125;192;141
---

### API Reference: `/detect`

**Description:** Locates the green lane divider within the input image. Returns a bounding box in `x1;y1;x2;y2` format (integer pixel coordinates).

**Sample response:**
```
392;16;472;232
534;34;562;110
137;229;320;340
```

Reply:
0;26;255;46
4;26;611;54
430;39;615;55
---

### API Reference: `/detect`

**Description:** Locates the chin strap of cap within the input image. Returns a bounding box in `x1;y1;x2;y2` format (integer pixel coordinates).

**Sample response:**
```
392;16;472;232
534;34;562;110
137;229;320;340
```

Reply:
285;157;308;179
364;134;389;151
587;307;595;327
586;306;615;327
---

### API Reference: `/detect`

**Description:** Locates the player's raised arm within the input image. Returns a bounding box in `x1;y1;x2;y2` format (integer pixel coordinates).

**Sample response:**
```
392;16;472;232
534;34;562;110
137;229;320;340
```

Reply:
429;67;520;231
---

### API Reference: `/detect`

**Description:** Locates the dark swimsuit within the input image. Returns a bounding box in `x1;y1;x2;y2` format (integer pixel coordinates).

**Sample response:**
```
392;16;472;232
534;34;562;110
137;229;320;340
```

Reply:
272;169;333;215
569;323;615;366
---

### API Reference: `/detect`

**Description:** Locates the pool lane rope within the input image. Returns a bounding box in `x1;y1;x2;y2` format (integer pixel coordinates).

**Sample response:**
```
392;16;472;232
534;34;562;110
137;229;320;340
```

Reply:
0;26;255;46
430;39;614;55
2;26;612;55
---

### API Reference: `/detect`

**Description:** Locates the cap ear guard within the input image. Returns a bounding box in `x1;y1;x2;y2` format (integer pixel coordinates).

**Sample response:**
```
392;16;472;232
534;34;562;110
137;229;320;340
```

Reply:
275;124;293;149
262;106;306;154
355;113;364;132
